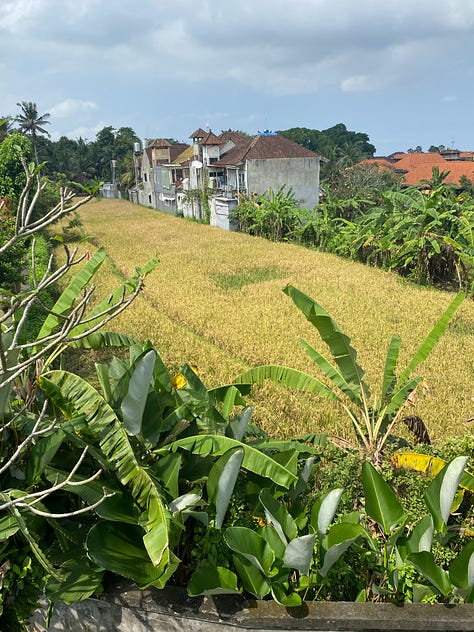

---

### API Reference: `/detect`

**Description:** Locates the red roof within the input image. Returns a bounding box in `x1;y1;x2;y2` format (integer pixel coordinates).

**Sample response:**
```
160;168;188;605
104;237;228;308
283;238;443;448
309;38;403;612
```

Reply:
362;152;474;186
169;143;189;162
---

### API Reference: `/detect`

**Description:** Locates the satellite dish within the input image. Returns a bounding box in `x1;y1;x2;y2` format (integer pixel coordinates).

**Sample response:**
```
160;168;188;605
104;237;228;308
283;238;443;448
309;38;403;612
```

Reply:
192;160;203;169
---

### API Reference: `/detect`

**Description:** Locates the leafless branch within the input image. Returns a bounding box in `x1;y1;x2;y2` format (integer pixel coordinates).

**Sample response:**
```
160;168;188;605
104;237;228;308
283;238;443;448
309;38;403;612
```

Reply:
0;401;54;475
14;490;115;518
1;160;91;257
0;446;112;518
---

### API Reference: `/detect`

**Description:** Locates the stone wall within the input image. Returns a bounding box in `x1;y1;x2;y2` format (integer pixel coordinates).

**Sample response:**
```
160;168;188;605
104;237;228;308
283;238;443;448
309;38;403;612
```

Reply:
29;581;474;632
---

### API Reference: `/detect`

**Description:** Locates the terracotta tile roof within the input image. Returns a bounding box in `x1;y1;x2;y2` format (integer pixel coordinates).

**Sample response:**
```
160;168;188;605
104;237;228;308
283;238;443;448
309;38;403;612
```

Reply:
218;129;249;145
198;130;223;146
213;133;321;167
149;138;171;148
359;158;398;171
189;128;207;139
362;152;474;186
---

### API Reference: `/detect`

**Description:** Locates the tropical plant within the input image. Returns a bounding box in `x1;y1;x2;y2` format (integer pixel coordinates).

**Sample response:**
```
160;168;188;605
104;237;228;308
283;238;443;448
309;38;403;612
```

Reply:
391;452;474;493
0;133;32;201
188;449;474;604
36;341;328;605
0;155;154;628
235;285;464;465
232;187;301;241
344;183;474;290
359;457;474;602
0;117;12;142
14;101;50;164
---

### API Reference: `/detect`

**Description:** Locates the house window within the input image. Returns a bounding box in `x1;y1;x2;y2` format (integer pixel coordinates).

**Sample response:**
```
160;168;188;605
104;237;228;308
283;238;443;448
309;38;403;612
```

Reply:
148;194;152;204
144;173;148;182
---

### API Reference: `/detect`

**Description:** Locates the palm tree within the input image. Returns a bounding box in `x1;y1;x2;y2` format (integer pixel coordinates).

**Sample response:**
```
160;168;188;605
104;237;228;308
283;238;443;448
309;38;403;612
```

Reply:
15;101;50;163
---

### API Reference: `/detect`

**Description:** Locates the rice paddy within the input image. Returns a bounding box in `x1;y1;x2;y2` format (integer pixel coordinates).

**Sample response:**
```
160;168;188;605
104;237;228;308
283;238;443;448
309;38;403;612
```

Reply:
70;197;474;443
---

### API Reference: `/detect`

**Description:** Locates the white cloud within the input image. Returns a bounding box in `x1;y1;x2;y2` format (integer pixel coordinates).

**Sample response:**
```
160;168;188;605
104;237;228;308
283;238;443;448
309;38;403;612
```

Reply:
50;99;98;118
3;0;474;151
0;0;42;34
340;75;376;93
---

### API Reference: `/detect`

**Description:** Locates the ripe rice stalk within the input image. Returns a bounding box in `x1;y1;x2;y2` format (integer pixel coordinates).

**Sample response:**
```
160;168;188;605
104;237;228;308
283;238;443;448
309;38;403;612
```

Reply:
65;197;474;442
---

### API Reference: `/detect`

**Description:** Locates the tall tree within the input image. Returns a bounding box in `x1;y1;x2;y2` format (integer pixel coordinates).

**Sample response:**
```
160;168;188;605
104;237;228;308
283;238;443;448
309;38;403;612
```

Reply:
15;101;51;163
0;133;32;200
279;124;376;183
0;116;12;142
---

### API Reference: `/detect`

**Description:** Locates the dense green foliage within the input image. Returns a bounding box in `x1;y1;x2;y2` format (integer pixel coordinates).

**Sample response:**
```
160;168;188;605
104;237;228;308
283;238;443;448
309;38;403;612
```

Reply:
35;125;139;191
234;172;474;292
4;107;139;193
1;226;473;625
278;124;376;182
338;185;474;290
232;186;302;240
0;134;32;201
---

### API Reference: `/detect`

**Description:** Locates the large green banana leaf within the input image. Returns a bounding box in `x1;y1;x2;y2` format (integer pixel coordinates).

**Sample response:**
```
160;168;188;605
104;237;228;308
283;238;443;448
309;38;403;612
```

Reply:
235;365;337;399
156;435;298;489
38;370;170;567
300;339;362;406
35;248;107;345
362;461;406;535
283;285;368;398
86;522;178;589
380;335;402;404
70;330;139;350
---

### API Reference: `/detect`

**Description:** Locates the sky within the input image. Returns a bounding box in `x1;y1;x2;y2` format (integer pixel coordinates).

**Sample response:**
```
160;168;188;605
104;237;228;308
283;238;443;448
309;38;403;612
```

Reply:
1;0;474;156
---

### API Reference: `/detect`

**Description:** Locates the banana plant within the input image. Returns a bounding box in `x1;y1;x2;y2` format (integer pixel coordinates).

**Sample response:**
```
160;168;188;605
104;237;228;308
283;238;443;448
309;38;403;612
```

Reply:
188;452;366;605
235;284;464;464
361;457;474;602
37;341;318;598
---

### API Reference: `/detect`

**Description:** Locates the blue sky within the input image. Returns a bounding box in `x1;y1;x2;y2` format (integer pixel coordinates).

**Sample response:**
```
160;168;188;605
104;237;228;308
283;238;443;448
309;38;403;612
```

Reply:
2;0;474;155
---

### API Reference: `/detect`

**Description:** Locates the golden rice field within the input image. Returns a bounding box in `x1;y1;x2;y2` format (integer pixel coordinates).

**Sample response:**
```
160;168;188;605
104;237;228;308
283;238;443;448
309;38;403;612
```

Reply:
70;197;474;444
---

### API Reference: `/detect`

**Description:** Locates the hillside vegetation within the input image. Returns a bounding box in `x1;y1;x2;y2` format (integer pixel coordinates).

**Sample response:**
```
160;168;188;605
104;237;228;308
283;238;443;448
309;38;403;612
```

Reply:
73;197;474;443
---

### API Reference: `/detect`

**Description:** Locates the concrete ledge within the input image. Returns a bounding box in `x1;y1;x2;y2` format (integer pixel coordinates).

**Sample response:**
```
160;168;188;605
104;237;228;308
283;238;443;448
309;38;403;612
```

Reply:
29;580;474;631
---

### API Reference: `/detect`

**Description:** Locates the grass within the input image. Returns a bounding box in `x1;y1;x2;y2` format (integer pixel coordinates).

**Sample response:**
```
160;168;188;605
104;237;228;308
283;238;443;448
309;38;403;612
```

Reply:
63;197;474;443
213;266;286;291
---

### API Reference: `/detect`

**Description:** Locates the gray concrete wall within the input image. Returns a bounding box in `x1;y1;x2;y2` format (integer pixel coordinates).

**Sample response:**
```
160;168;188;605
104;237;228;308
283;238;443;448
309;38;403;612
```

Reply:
246;158;321;209
210;196;238;231
29;582;474;632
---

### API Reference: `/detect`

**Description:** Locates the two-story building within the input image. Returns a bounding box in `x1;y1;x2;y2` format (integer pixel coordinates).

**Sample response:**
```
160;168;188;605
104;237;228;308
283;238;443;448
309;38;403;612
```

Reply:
129;139;189;211
130;128;324;230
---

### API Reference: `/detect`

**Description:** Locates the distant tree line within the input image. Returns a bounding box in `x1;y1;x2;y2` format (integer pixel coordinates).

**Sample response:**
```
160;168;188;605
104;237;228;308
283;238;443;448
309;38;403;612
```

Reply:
1;103;140;195
278;123;376;183
3;105;386;197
